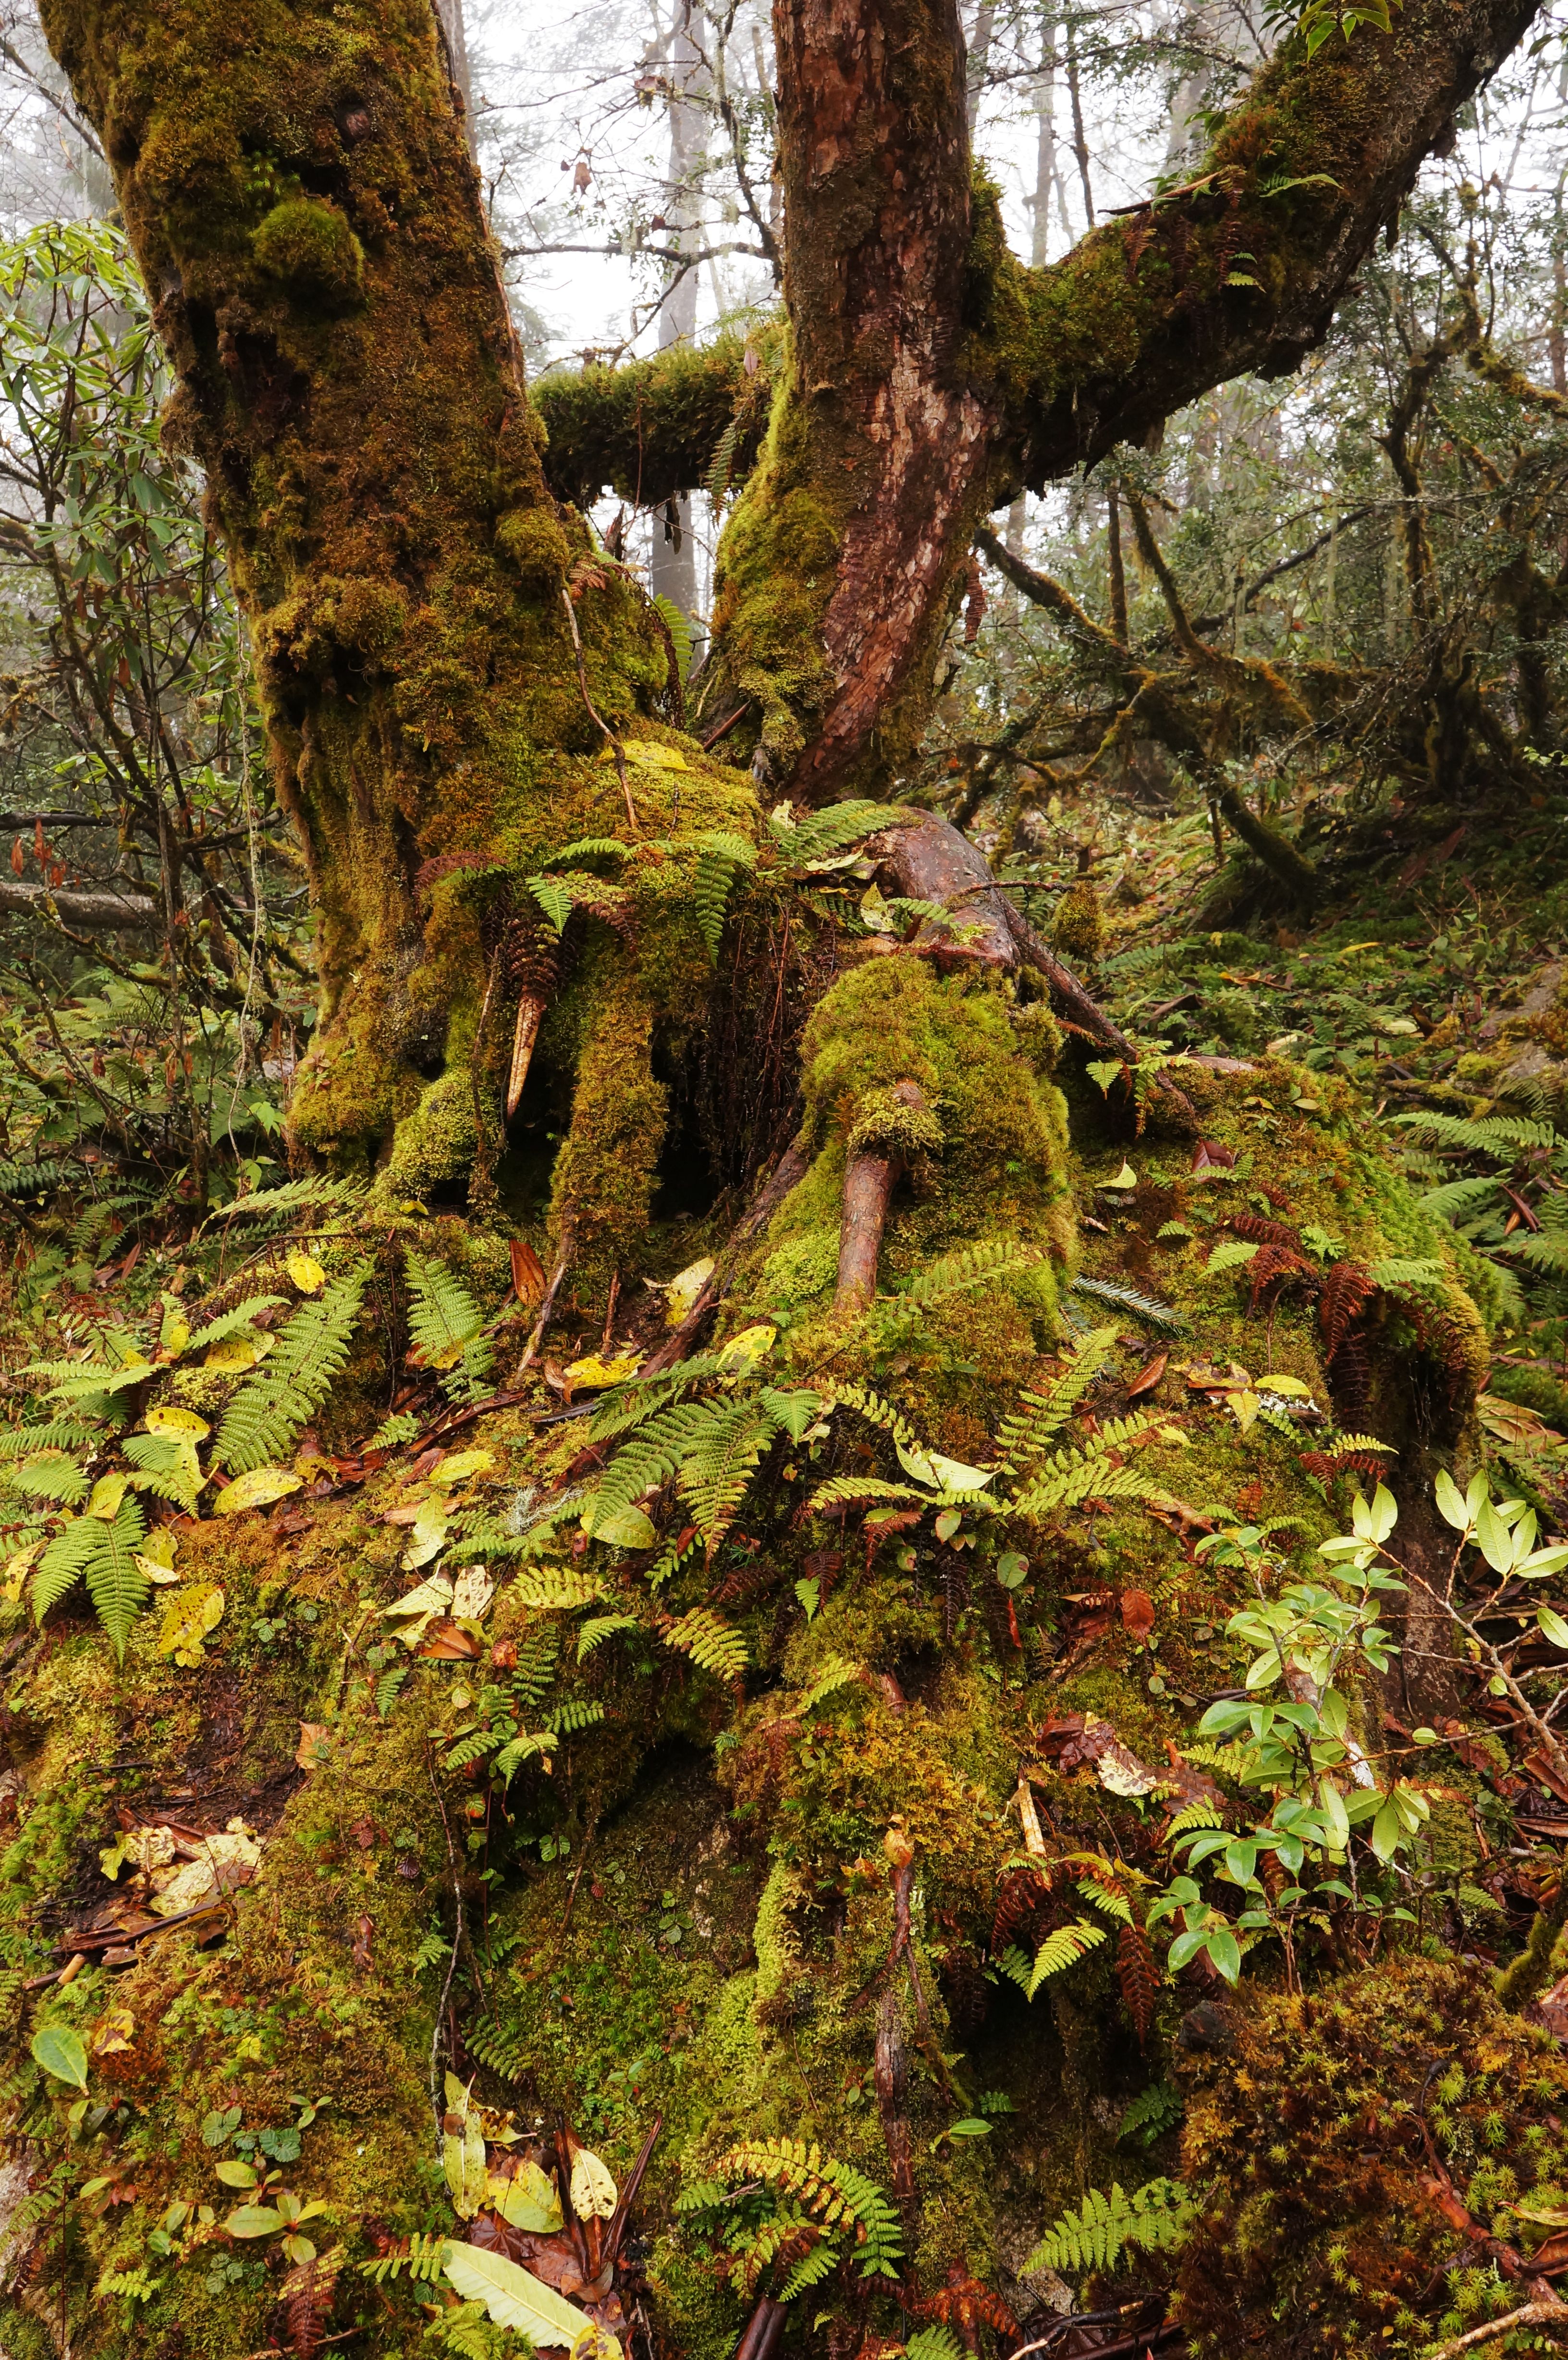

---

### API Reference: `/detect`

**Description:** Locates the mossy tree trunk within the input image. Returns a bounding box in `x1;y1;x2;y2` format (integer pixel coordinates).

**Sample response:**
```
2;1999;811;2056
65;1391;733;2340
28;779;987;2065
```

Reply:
39;0;674;1179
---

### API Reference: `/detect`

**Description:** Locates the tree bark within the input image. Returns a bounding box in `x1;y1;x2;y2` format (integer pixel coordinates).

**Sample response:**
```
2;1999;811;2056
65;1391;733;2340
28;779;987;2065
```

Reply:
39;0;667;1176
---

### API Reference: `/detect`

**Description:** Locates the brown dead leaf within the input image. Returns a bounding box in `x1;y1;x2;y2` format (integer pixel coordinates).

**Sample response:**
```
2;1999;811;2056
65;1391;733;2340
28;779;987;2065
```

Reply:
296;1722;334;1771
352;1914;374;1970
1120;1589;1156;1642
511;1239;547;1307
417;1620;482;1660
1127;1352;1168;1400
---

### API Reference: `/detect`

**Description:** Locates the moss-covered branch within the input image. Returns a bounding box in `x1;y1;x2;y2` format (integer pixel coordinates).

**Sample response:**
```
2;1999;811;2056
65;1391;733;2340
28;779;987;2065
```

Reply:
532;329;778;514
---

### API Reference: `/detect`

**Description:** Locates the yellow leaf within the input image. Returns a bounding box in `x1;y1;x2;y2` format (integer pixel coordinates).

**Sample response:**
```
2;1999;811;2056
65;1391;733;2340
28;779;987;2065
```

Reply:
489;2160;563;2233
157;1582;225;1667
582;1503;657;1550
286;1250;326;1294
148;1820;260;1915
205;1335;259;1373
449;1565;495;1622
1110;1162;1138;1189
146;1405;210;1439
430;1449;494;1487
215;1464;303;1516
159;1305;191;1357
569;2146;617;2221
91;2007;135;2057
86;1472;128;1521
653;1256;713;1325
1227;1390;1261;1434
402;1502;449;1569
717;1325;776;1373
600;740;686;771
1259;1374;1312;1398
1;1541;42;1603
564;1354;642;1392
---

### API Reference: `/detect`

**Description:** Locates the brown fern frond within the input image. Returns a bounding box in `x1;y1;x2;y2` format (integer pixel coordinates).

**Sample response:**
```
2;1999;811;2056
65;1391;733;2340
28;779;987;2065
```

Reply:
991;1863;1054;1955
1258;1181;1293;1212
1298;1447;1389;1484
1246;1243;1312;1313
281;2249;341;2357
1403;1296;1478;1417
1116;1919;1160;2045
1319;1259;1374;1361
1231;1212;1303;1251
1329;1329;1373;1425
939;1555;970;1644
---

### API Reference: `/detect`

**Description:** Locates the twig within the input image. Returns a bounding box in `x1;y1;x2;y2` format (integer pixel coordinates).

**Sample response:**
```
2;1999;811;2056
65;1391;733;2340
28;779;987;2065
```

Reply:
560;580;638;833
1421;2306;1568;2358
520;1244;573;1371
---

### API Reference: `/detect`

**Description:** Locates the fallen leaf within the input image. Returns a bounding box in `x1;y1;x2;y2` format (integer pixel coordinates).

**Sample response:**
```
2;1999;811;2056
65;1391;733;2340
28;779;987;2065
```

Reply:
148;1820;261;1916
86;1472;128;1521
489;2159;564;2234
450;1565;495;1621
215;1464;302;1516
431;1449;495;1487
1120;1589;1156;1642
32;2024;88;2090
1127;1352;1168;1399
156;1583;224;1668
296;1723;334;1771
569;2146;617;2220
205;1335;260;1373
443;2241;612;2353
653;1256;713;1326
146;1405;209;1439
1191;1138;1236;1175
511;1239;547;1307
286;1249;326;1294
1109;1162;1137;1189
564;1354;642;1392
91;2008;135;2058
418;1620;483;1659
716;1324;775;1372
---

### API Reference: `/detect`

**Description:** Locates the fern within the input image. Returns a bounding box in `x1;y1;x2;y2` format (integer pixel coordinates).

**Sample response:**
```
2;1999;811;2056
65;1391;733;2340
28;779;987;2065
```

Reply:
544;1697;605;1737
796;1654;862;1714
905;2332;967;2360
465;2022;531;2082
32;1497;149;1662
578;1612;640;1660
770;799;904;870
1118;2083;1185;2149
207;1174;365;1224
1011;1433;1161;1520
663;1606;749;1681
215;1263;370;1473
368;1410;422;1452
184;1294;287;1353
822;1379;926;1456
0;1420;101;1460
376;1662;411;1719
996;1916;1110;1999
1369;1256;1446;1291
692;831;757;961
705;415;742;509
706;2138;904;2281
777;2240;840;2303
0;1156;75;1198
121;1433;203;1511
889;1241;1045;1310
652;592;695;684
4;1452;89;1505
807;1475;926;1513
1499;1229;1568;1274
404;1249;494;1404
357;2232;451;2285
1023;2178;1190;2277
994;1328;1124;1470
1070;1275;1190;1333
1388;1111;1560;1155
1419;1175;1503;1220
510;1565;607;1610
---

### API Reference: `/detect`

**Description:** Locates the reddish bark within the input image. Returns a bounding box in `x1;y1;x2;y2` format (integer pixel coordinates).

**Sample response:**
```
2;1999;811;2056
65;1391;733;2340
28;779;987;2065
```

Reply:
835;1080;929;1311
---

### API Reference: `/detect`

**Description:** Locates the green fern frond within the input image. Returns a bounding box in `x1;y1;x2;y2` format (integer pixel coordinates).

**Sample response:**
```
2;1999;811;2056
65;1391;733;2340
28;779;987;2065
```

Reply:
807;1475;925;1515
1499;1229;1568;1274
708;2138;903;2281
705;416;742;509
544;1698;605;1738
663;1606;749;1681
997;1917;1109;1999
693;832;758;961
1368;1256;1446;1291
376;1663;411;1719
889;1241;1046;1311
4;1453;89;1506
994;1328;1119;1470
822;1379;926;1455
465;2022;531;2083
1388;1111;1560;1156
357;2231;451;2284
510;1566;606;1610
652;593;695;684
215;1264;371;1474
796;1655;862;1714
184;1294;288;1353
120;1434;203;1511
777;2239;840;2302
0;1421;101;1460
404;1250;495;1404
1010;1443;1159;1520
1070;1276;1190;1333
905;2330;967;2360
578;1612;640;1660
1022;2178;1190;2277
1164;1799;1225;1838
208;1175;366;1225
33;1499;149;1663
587;1354;730;1440
771;799;906;870
1418;1176;1503;1220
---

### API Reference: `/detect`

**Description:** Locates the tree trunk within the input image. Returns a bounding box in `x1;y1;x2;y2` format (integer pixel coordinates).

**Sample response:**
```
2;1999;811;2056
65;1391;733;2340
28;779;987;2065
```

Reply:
38;0;672;1186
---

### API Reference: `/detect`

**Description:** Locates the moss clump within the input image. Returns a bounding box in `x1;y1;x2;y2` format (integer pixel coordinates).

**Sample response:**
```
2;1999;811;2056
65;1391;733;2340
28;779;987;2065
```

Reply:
1052;878;1106;971
846;1085;946;1164
546;980;669;1287
1490;1362;1568;1429
1176;1954;1568;2358
251;196;364;309
495;505;571;582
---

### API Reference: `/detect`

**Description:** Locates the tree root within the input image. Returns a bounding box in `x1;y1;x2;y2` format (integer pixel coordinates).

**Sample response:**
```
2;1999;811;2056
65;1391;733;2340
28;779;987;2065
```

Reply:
836;1081;931;1311
1421;2305;1568;2359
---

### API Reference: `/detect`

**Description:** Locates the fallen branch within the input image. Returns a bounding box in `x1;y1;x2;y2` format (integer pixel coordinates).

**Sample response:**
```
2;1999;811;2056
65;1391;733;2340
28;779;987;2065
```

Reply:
1004;905;1197;1122
1420;2304;1568;2359
0;875;161;931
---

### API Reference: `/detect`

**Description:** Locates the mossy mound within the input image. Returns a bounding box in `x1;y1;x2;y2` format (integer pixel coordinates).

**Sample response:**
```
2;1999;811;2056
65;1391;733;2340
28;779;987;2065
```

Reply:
1177;1954;1568;2357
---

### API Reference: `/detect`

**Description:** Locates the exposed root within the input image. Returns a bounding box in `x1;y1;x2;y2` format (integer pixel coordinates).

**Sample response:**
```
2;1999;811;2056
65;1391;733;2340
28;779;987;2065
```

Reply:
835;1080;931;1311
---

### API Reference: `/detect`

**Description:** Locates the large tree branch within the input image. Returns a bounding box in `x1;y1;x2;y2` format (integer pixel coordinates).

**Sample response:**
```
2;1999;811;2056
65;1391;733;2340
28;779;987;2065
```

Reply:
531;329;777;513
0;876;160;931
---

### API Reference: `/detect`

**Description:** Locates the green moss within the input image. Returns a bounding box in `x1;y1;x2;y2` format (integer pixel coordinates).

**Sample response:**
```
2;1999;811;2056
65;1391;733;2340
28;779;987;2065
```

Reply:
251;196;365;309
1490;1363;1568;1428
547;980;668;1287
1052;879;1106;971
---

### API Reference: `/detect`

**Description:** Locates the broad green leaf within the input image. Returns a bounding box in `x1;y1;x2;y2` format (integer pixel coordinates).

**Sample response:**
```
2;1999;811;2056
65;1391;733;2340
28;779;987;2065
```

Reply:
146;1405;209;1440
215;2160;257;2188
31;2024;88;2091
224;2204;284;2238
1473;1493;1516;1575
442;2241;612;2352
490;2159;564;2234
1538;1605;1568;1649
